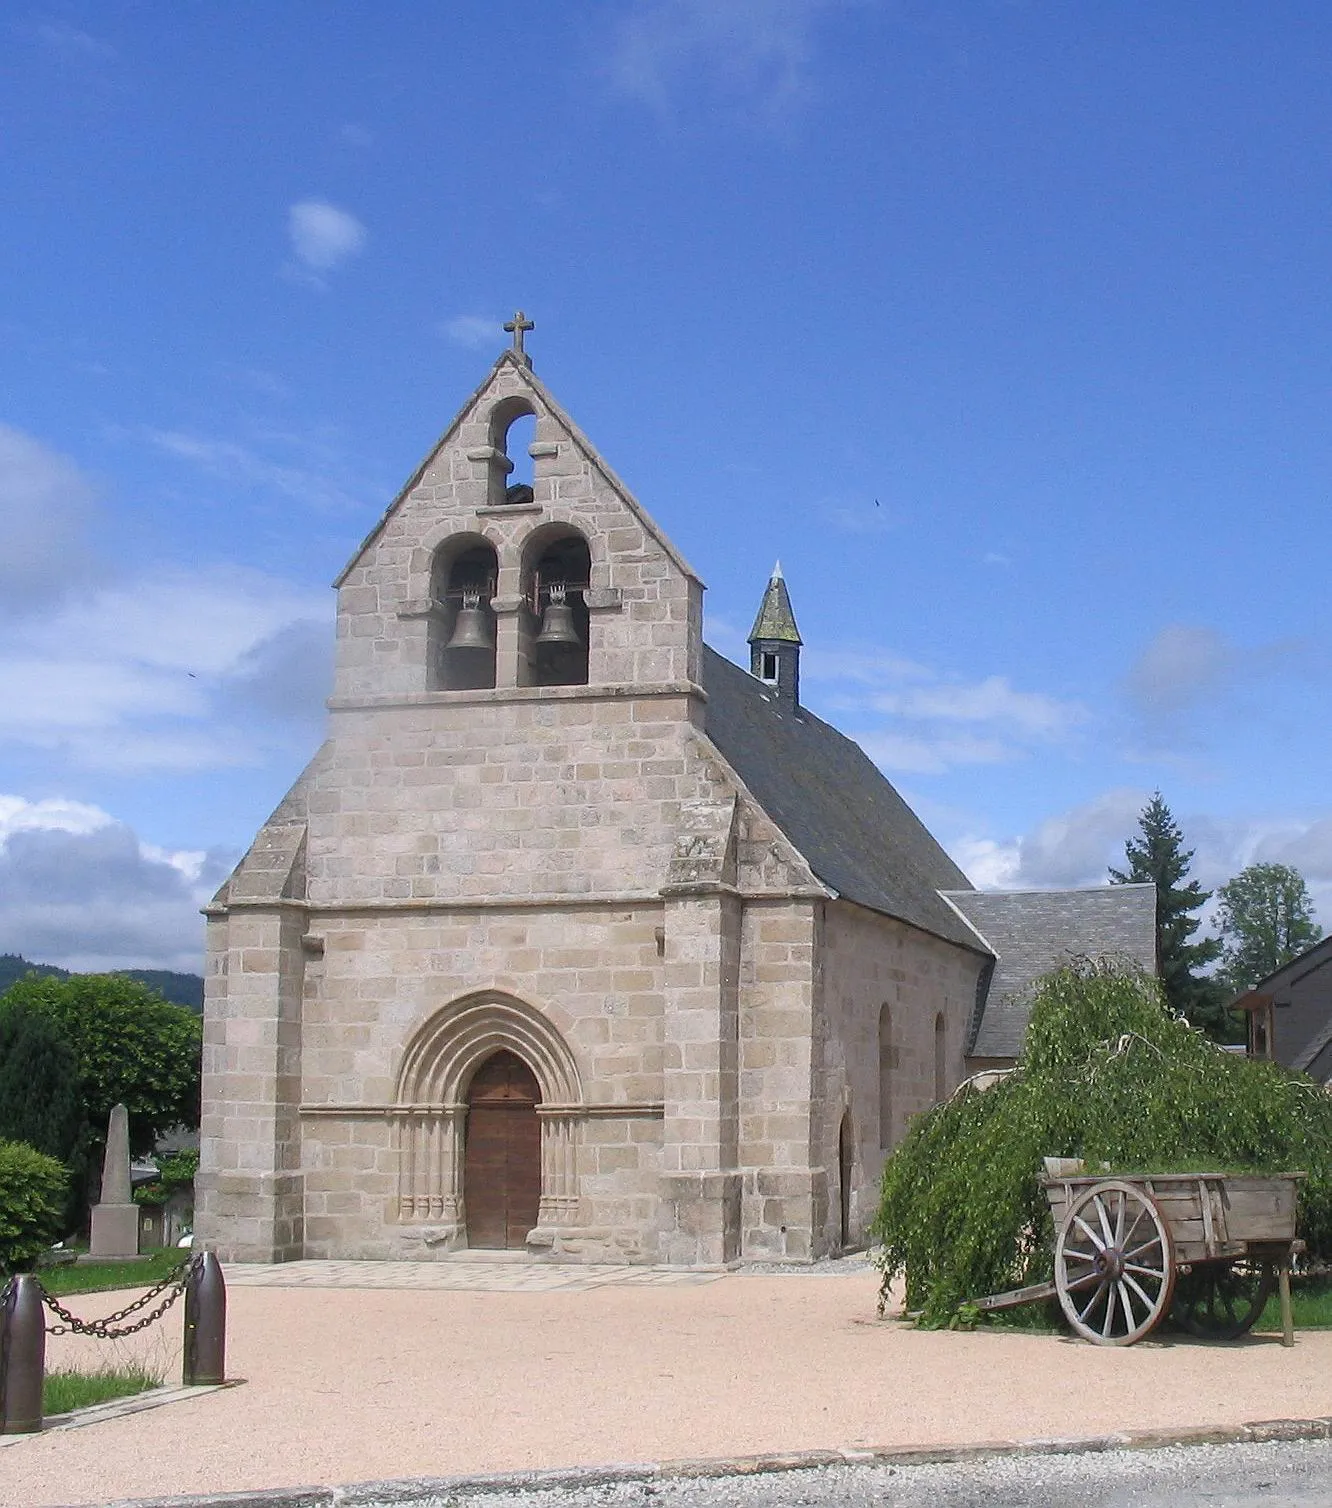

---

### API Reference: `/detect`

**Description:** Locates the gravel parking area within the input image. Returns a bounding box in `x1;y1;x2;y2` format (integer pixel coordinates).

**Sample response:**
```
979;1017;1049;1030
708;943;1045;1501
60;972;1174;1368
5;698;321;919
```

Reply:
6;1264;1332;1508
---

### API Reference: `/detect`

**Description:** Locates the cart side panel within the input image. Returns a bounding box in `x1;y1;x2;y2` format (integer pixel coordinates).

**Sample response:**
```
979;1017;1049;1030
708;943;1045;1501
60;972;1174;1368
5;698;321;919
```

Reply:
1216;1177;1299;1243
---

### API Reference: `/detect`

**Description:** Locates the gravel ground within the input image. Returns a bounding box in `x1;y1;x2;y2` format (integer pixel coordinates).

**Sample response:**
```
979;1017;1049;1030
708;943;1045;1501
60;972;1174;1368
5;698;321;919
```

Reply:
8;1268;1332;1508
360;1439;1332;1508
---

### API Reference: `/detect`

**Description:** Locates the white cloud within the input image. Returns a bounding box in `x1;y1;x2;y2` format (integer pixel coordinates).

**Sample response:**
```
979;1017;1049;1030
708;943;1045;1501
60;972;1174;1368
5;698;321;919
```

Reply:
0;796;112;841
0;424;98;609
140;425;364;512
856;731;1012;776
799;641;1087;774
865;676;1084;739
0;568;332;772
287;200;367;275
949;789;1151;891
0;800;230;972
948;791;1332;932
605;0;851;119
443;315;502;351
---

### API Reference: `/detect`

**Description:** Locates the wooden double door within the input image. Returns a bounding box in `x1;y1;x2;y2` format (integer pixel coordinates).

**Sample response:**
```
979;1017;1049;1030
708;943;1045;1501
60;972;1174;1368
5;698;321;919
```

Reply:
463;1050;541;1248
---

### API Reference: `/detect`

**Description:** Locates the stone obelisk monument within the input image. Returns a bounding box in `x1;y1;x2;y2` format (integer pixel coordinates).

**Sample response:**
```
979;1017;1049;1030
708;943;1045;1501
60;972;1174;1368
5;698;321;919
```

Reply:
89;1103;140;1258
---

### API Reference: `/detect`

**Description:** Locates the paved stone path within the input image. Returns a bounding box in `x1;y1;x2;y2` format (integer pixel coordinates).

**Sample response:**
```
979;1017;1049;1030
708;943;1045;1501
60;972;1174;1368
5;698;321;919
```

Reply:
223;1258;725;1291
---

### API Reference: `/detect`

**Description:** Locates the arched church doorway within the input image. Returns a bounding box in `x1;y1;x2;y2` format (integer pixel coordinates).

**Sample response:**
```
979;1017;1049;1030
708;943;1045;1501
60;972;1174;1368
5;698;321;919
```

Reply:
838;1111;854;1250
464;1050;542;1249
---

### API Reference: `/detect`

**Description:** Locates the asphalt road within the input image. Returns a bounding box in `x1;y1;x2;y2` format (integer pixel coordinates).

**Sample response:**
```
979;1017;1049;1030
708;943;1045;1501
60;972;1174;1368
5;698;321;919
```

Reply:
352;1440;1332;1508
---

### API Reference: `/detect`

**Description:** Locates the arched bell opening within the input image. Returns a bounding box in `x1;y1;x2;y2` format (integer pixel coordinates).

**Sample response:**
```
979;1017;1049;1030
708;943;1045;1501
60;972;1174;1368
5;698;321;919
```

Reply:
430;536;498;690
462;1049;542;1250
519;527;591;687
488;396;538;507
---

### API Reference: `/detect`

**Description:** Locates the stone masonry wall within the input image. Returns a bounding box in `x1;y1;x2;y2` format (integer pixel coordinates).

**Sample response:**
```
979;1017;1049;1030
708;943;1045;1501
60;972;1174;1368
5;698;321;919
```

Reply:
297;902;666;1262
818;900;987;1253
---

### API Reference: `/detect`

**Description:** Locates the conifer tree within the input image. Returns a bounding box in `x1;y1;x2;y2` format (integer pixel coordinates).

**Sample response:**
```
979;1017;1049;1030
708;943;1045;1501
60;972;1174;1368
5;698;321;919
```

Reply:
1109;792;1227;1036
0;999;82;1164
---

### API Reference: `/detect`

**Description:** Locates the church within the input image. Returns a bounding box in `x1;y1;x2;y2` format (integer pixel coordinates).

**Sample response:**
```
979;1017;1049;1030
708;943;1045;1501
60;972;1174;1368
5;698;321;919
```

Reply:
197;322;1154;1266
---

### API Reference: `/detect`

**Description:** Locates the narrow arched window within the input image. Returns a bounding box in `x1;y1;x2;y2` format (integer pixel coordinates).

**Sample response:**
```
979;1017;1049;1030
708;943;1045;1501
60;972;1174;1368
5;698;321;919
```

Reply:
430;536;498;690
520;528;591;687
934;1013;947;1104
878;1005;893;1150
487;398;537;506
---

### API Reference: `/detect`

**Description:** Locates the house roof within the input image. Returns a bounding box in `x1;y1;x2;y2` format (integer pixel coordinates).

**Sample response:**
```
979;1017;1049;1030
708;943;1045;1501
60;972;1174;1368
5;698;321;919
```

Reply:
699;645;983;951
943;884;1158;1058
1233;935;1332;1080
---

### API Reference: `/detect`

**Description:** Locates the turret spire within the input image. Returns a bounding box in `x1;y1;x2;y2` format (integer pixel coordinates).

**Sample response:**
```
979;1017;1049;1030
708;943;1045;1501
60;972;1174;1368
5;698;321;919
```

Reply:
748;563;802;711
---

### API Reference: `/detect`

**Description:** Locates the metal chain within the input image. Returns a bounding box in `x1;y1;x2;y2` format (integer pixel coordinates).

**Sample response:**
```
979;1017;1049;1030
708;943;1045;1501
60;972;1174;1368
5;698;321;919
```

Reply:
38;1255;192;1339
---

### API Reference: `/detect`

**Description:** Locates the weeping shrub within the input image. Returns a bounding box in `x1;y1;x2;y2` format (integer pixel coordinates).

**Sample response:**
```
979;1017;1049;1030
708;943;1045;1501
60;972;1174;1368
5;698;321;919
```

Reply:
871;960;1332;1328
0;1139;69;1274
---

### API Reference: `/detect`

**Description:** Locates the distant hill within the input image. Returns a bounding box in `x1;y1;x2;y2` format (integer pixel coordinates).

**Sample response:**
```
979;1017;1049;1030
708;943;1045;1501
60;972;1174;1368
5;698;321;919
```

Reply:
0;954;204;1013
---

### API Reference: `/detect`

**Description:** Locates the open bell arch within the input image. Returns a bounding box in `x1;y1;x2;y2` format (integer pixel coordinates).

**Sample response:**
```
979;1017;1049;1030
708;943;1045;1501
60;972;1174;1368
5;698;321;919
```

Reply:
392;991;584;1242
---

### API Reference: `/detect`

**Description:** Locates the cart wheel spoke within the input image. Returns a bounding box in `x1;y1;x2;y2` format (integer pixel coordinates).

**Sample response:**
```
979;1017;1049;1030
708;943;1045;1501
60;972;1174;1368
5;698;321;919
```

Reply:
1055;1181;1175;1347
1172;1261;1275;1341
1072;1214;1107;1252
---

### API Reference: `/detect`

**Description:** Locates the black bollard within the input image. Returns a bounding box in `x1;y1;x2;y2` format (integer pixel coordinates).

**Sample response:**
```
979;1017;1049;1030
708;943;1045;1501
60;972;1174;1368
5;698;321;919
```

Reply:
1;1274;46;1433
182;1250;226;1386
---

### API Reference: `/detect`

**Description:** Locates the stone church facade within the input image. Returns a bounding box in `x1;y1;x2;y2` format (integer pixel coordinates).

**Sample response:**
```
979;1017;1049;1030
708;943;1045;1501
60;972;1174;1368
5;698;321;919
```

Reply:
197;333;1155;1267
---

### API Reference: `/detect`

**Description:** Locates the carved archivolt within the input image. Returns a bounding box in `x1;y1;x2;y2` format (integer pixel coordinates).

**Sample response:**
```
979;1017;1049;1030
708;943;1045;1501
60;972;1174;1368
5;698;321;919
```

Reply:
392;992;583;1233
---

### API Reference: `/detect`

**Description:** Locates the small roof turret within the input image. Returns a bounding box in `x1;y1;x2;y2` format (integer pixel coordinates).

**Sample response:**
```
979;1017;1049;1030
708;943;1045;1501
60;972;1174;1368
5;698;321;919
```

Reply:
748;561;802;646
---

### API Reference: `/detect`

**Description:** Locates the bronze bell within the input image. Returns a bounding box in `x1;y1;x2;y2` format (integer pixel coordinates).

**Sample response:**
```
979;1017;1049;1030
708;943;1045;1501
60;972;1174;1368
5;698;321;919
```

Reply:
445;590;494;652
535;583;581;646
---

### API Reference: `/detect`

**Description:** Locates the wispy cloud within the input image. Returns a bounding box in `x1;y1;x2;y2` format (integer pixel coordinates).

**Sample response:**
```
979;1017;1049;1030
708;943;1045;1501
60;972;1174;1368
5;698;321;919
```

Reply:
799;641;1088;774
604;0;853;122
29;20;116;60
443;314;502;350
0;423;98;611
0;567;332;773
286;200;366;286
139;424;365;512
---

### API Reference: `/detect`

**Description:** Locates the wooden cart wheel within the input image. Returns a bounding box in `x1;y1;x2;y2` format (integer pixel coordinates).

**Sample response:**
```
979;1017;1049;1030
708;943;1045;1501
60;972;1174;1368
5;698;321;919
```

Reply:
1054;1180;1176;1346
1172;1259;1276;1340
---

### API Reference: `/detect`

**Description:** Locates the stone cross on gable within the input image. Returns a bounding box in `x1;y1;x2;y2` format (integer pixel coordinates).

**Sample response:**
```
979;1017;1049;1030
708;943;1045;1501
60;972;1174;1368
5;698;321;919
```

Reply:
504;310;534;362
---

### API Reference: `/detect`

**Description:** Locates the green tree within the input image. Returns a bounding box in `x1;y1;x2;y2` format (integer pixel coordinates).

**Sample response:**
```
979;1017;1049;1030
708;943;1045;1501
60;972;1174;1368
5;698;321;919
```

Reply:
1109;792;1227;1036
1216;862;1323;994
0;1000;83;1164
0;974;201;1157
871;961;1332;1327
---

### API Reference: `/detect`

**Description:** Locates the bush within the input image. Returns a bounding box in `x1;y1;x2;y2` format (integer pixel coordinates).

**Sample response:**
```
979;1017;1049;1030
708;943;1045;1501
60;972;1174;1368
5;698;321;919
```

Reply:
0;1140;69;1274
871;961;1332;1327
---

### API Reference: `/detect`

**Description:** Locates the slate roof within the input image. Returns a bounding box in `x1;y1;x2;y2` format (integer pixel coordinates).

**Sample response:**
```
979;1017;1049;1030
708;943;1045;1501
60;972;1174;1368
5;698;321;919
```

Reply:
944;884;1158;1058
699;645;983;951
748;564;802;644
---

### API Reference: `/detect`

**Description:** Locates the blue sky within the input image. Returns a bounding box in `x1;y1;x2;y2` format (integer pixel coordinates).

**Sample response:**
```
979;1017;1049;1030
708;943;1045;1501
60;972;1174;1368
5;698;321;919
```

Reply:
3;1;1330;970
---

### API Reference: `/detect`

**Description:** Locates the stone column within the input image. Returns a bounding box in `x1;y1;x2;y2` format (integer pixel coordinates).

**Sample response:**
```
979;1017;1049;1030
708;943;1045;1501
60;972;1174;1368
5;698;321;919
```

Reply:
195;903;306;1262
89;1103;139;1258
658;888;742;1265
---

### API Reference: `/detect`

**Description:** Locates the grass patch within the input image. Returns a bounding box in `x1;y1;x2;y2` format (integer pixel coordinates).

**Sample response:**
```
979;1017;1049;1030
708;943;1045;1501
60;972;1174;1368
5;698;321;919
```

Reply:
43;1365;161;1415
35;1248;185;1298
1254;1275;1332;1332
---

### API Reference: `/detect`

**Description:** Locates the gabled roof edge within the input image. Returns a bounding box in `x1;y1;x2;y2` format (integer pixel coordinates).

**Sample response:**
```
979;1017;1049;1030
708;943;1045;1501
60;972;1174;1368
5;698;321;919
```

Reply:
333;349;704;589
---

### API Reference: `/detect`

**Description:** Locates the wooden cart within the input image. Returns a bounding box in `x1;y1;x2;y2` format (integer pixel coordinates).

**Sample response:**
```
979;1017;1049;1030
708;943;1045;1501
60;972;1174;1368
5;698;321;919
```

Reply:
973;1168;1305;1347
